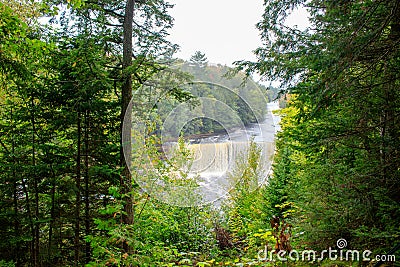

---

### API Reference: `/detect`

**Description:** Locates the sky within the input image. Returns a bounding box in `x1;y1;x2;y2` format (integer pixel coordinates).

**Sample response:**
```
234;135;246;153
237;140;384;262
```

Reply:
167;0;309;67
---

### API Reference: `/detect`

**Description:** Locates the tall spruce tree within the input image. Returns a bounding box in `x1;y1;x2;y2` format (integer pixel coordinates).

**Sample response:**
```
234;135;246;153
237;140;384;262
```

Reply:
190;51;208;68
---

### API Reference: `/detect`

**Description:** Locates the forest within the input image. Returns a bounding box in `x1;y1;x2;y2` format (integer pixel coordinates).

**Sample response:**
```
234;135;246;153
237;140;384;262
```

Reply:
0;0;399;267
164;55;279;137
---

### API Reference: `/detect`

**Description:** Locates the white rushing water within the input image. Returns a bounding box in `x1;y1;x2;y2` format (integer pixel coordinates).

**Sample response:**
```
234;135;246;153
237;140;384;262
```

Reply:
180;101;281;205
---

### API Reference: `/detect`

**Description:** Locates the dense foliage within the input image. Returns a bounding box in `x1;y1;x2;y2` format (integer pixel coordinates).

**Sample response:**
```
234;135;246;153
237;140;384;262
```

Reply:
236;0;400;257
170;57;278;137
0;0;188;265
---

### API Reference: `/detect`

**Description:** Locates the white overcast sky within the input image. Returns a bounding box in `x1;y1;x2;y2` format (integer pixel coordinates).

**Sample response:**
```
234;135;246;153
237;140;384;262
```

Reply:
167;0;309;67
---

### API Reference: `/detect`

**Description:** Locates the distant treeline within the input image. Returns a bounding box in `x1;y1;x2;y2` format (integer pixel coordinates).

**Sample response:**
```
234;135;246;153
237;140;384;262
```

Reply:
161;59;279;137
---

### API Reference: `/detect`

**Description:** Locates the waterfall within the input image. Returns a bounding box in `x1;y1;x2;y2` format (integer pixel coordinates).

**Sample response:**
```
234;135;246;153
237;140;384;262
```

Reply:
188;141;275;181
165;140;274;177
186;141;275;204
136;103;280;206
189;141;249;174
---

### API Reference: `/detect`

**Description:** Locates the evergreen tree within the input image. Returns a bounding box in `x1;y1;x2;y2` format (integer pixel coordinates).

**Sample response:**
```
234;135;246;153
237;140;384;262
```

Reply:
237;0;400;252
189;51;208;68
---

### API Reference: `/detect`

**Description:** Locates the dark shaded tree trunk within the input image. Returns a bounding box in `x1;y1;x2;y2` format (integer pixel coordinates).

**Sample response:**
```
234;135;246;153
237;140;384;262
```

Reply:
48;165;56;263
20;175;34;263
84;109;91;263
74;110;82;266
30;96;40;267
11;120;21;267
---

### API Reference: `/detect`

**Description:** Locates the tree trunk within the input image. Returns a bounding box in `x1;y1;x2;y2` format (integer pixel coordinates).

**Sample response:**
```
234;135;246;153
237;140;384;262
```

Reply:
48;166;56;263
120;0;135;254
30;96;40;267
11;119;21;267
74;110;82;266
84;109;91;263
